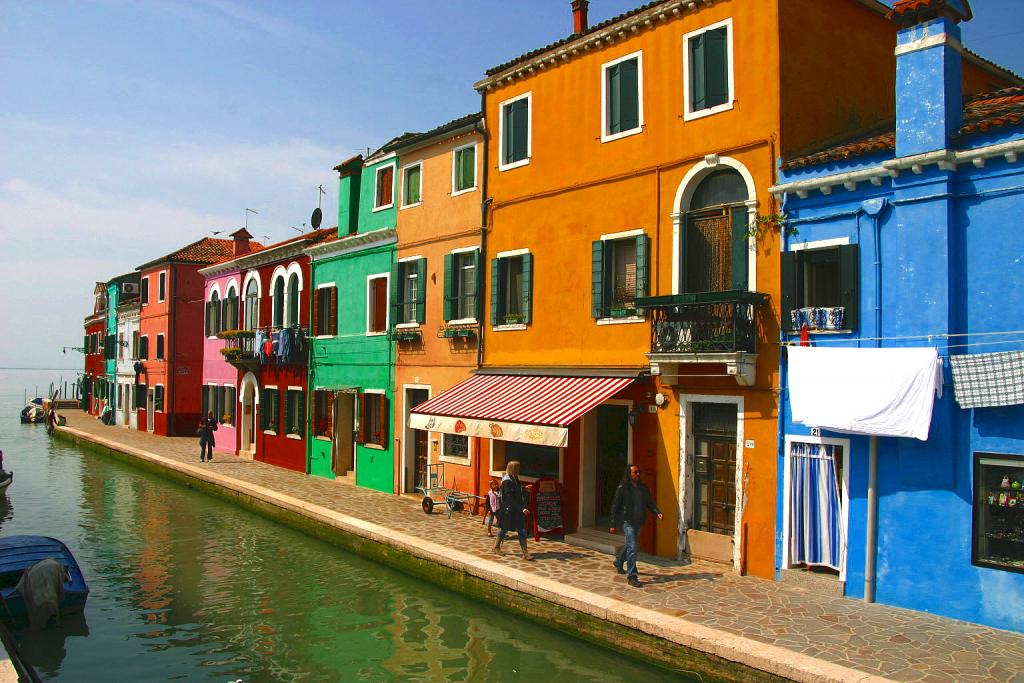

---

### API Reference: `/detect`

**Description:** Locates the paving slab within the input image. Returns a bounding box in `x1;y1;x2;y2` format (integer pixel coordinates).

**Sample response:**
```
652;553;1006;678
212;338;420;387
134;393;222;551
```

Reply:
56;411;1024;682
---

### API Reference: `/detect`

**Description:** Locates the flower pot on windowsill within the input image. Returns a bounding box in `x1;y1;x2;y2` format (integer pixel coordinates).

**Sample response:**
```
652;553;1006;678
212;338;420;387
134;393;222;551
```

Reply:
500;314;526;325
607;307;637;318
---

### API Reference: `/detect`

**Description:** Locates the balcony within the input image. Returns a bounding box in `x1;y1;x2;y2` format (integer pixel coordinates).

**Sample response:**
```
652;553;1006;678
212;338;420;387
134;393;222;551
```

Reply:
217;326;308;370
634;290;769;386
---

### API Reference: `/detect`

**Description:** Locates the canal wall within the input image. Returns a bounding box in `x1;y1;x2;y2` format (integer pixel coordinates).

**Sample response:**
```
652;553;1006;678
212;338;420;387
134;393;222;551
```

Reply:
54;425;883;683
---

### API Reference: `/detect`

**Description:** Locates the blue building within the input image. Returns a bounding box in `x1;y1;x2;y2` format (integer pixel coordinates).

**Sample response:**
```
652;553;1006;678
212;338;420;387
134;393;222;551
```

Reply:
769;0;1024;630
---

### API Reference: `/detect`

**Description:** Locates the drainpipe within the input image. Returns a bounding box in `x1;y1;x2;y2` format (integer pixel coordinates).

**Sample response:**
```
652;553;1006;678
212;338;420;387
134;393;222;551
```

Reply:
860;197;886;604
168;265;177;435
777;190;791;578
477;98;490;373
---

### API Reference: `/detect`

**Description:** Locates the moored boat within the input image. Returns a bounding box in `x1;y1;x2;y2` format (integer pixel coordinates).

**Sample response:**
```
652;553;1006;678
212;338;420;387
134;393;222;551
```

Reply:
0;536;89;625
0;472;13;494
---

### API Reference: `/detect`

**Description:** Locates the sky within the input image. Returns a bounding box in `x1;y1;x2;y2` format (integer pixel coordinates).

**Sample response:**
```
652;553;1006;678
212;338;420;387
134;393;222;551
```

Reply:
1;0;1023;369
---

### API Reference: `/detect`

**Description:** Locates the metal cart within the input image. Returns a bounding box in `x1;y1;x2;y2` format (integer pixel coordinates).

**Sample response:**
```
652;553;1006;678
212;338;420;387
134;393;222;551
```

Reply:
416;462;484;518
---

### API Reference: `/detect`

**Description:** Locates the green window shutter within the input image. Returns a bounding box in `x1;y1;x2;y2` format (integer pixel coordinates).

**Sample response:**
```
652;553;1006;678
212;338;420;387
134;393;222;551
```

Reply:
443;253;454;322
635;233;650;300
284;391;293;434
204;302;210;336
298;392;307;437
690;33;707;111
490;258;501;325
260;390;268;430
415;258;427;323
202;387;209;416
389;262;400;328
521;253;534;324
731;206;749;291
622;59;639;131
472;250;482;320
505;99;529;164
608;63;622;134
838;244;860;330
459;147;475;189
705;27;729;109
780;251;797;332
591;240;605;318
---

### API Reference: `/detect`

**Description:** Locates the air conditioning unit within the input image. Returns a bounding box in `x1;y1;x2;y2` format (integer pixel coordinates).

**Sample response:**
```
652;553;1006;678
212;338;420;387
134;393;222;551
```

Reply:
122;282;140;295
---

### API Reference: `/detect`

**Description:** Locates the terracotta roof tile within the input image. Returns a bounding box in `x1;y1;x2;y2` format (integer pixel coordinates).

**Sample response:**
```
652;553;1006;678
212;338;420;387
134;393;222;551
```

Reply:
782;86;1024;170
137;237;238;270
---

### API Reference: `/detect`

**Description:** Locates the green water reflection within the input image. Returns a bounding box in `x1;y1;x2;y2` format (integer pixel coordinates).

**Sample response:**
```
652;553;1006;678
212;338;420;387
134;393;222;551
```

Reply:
1;371;691;682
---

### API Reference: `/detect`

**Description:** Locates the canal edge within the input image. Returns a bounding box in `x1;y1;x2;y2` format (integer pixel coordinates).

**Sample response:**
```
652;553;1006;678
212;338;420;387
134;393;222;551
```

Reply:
53;426;888;683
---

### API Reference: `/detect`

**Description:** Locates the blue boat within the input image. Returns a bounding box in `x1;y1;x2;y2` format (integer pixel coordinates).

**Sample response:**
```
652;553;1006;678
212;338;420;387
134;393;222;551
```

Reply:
0;536;89;624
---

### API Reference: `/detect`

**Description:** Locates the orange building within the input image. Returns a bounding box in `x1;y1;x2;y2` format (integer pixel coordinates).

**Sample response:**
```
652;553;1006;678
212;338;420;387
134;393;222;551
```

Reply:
387;114;486;497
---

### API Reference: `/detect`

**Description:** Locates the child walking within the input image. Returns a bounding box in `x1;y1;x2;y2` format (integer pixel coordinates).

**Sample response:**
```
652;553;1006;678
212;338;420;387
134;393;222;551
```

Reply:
483;478;500;537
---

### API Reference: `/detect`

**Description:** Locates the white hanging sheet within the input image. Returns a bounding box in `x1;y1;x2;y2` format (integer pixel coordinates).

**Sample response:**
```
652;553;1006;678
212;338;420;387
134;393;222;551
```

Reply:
788;347;941;441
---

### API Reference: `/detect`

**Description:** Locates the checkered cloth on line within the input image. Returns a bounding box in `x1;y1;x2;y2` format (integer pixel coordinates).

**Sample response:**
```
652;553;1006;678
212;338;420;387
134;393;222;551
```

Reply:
949;350;1024;409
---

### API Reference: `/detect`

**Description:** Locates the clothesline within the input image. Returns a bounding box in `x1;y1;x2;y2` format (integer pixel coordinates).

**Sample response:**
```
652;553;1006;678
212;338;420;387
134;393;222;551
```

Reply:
779;329;1024;345
783;338;1024;352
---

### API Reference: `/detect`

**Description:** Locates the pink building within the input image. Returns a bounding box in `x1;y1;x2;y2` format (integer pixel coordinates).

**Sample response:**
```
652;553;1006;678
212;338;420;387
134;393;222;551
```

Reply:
198;229;263;455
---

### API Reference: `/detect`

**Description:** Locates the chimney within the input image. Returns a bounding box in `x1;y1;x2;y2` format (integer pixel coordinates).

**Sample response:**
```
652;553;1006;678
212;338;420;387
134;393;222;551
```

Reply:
230;228;253;256
889;0;972;157
572;0;589;34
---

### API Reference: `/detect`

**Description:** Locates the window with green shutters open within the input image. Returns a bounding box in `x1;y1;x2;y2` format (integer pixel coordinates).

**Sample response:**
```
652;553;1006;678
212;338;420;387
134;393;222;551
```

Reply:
284;389;305;438
452;144;477;194
490;251;532;328
402;163;422;208
392;258;426;326
684;19;733;121
592;233;649;320
499;93;531;170
260;388;280;433
780;245;859;332
444;249;479;322
602;51;644;142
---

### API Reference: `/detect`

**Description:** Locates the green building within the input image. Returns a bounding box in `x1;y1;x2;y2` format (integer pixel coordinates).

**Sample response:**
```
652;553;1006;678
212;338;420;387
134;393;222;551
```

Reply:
104;272;140;418
305;149;400;493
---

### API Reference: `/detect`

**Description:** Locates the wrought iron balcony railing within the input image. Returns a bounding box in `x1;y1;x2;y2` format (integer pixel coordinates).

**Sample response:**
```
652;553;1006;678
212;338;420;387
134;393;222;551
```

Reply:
217;326;308;368
634;290;768;355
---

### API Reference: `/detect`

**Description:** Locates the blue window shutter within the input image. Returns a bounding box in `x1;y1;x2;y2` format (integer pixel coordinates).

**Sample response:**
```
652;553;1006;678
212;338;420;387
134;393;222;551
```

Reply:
839;244;860;330
443;253;454;322
690;33;706;111
415;258;426;324
705;27;729;109
490;258;501;326
781;251;797;332
389;261;400;327
521;253;533;324
619;59;639;131
591;240;605;318
731;206;749;291
635;233;650;300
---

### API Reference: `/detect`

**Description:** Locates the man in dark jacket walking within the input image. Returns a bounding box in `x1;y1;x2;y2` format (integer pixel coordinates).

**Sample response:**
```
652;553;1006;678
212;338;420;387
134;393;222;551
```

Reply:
610;464;662;587
198;411;218;462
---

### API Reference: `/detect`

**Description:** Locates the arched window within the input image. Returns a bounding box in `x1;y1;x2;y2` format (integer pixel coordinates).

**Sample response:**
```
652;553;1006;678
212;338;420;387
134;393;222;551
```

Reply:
273;277;285;327
244;279;259;330
287;273;300;327
224;285;238;332
683;169;749;293
206;291;221;336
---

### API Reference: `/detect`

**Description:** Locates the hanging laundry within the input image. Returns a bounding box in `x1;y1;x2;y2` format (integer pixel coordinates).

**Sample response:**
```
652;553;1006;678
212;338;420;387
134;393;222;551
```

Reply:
950;350;1024;409
291;327;307;363
278;328;293;363
254;331;266;363
788;347;941;440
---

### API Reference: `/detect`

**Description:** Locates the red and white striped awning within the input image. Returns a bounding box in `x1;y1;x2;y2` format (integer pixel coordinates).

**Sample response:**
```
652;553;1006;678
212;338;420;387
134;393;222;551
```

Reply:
409;374;635;448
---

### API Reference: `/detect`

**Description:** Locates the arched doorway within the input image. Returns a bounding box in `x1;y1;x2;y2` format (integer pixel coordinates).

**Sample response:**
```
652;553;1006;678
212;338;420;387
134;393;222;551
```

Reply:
239;372;258;459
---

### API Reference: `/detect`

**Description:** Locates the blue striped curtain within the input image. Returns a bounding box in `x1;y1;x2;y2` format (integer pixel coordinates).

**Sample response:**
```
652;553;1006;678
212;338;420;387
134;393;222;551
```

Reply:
789;443;844;571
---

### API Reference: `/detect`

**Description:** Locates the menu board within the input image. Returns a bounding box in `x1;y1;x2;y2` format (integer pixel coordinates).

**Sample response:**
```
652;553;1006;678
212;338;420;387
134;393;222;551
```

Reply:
531;477;564;541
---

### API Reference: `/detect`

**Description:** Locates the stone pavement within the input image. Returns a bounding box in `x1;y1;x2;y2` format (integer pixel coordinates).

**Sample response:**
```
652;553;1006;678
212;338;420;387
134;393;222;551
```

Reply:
58;411;1024;683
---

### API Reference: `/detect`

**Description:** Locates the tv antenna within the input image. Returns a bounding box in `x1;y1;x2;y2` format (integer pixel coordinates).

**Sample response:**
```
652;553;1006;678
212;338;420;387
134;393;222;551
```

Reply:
244;208;259;230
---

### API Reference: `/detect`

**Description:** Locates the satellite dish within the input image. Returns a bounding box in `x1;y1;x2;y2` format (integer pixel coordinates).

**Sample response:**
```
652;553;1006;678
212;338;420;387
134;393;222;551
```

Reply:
311;207;323;230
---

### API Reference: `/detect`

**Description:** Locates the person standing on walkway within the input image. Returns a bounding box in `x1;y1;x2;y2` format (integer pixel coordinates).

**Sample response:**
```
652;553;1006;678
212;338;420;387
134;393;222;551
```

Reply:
494;461;531;560
610;464;662;588
198;411;218;462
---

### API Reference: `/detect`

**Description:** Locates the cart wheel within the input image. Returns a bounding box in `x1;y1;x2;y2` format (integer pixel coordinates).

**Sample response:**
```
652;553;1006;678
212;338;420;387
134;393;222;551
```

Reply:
421;497;434;514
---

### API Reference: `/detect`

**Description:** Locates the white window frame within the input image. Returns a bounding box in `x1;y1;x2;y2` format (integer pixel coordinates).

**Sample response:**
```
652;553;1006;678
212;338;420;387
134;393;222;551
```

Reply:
488;439;563;483
492;248;530;331
448;246;479;325
682;17;735;122
451;142;478;196
395;255;423;328
498;92;532;172
263;385;279;435
440;432;474;466
157;270;167;303
601;50;645;143
140;276;150;306
400;161;423;209
365;272;390;336
596;228;646;325
781;434;851;583
154;383;165;413
372;162;397;212
156;333;165;360
361;387;387;450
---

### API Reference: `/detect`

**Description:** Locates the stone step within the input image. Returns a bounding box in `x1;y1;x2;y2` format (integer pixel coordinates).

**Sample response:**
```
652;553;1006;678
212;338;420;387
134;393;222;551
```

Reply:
565;528;623;555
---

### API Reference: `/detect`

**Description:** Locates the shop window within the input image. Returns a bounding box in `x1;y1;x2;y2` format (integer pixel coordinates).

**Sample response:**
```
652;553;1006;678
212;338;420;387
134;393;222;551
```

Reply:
359;392;388;447
490;252;532;327
442;434;470;463
492;441;559;480
313;390;334;438
781;245;859;331
367;275;389;334
974;453;1024;573
284;389;305;437
261;388;280;433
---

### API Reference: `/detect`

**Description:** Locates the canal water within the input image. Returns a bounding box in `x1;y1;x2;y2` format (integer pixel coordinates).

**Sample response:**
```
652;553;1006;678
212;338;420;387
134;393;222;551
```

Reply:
1;370;694;682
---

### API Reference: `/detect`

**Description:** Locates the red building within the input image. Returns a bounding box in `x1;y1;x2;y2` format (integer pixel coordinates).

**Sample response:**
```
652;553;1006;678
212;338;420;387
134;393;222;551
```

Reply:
136;238;235;436
208;229;337;472
83;282;108;414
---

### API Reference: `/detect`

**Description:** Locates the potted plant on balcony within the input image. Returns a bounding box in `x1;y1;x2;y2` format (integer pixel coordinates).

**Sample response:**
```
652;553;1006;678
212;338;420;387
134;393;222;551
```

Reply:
219;347;243;360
